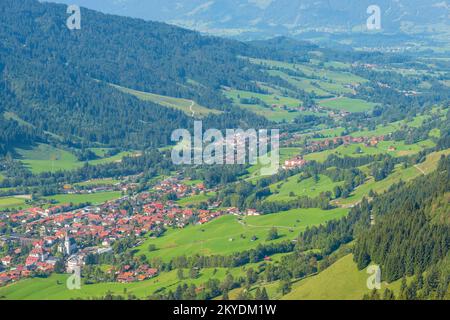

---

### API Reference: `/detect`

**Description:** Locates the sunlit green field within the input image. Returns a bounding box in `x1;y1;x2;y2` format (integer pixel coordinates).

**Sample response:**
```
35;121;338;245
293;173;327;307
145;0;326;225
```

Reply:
0;266;252;300
135;208;348;261
282;254;402;300
15;144;134;174
0;196;29;210
74;178;120;187
247;58;368;85
176;192;216;206
43;191;122;206
266;174;342;202
304;140;435;162
112;84;220;117
317;97;377;113
335;149;449;206
246;147;302;181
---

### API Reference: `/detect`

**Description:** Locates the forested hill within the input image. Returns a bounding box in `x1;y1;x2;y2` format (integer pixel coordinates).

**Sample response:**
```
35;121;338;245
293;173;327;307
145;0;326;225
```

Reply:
0;0;275;151
354;156;450;298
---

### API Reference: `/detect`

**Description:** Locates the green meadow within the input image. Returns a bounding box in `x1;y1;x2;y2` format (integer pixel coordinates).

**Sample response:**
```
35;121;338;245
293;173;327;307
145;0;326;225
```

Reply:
282;254;402;300
15;144;134;174
335;165;422;207
304;140;435;162
135;208;348;262
265;174;342;202
247;58;368;85
0;266;253;300
43;191;122;206
224;88;312;122
15;144;80;173
112;84;220;117
176;192;216;206
0;197;29;210
225;89;301;108
317;97;376;113
74;178;120;187
335;149;449;207
246;147;301;181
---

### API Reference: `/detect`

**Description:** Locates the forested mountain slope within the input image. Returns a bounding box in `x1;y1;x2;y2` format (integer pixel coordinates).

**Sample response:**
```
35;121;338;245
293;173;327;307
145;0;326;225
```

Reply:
51;0;450;38
0;0;274;151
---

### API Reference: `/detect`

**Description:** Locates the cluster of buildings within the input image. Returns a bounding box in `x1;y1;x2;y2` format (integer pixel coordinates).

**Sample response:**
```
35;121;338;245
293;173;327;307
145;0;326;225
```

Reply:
305;135;386;153
283;156;308;170
0;177;224;287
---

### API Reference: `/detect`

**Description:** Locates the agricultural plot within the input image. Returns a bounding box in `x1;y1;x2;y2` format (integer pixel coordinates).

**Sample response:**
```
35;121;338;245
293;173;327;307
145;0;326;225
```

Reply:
265;174;342;202
135;208;348;262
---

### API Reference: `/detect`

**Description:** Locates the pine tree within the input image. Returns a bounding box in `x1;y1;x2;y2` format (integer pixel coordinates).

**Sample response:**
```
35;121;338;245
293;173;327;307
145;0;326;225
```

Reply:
260;288;269;300
382;288;396;300
222;290;229;300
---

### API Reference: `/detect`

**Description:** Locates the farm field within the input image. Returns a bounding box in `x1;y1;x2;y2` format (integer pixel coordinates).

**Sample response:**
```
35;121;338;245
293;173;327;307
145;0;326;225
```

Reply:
282;254;402;300
112;84;220;117
135;208;348;262
317;97;377;113
43;191;122;206
265;174;342;202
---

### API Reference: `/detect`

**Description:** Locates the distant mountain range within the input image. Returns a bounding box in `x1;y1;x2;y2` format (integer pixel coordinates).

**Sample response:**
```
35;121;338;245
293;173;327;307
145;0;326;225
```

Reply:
50;0;450;39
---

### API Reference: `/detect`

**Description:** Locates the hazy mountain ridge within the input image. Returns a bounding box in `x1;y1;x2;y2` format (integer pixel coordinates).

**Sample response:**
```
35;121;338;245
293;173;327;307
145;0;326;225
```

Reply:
50;0;450;38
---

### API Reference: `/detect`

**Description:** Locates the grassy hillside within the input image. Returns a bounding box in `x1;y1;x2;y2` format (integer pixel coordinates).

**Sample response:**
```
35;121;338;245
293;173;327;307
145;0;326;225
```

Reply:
14;144;134;174
43;192;122;207
0;196;29;210
112;84;220;117
282;254;402;300
266;174;342;202
136;208;348;261
0;266;250;300
304;140;435;162
317;97;377;113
